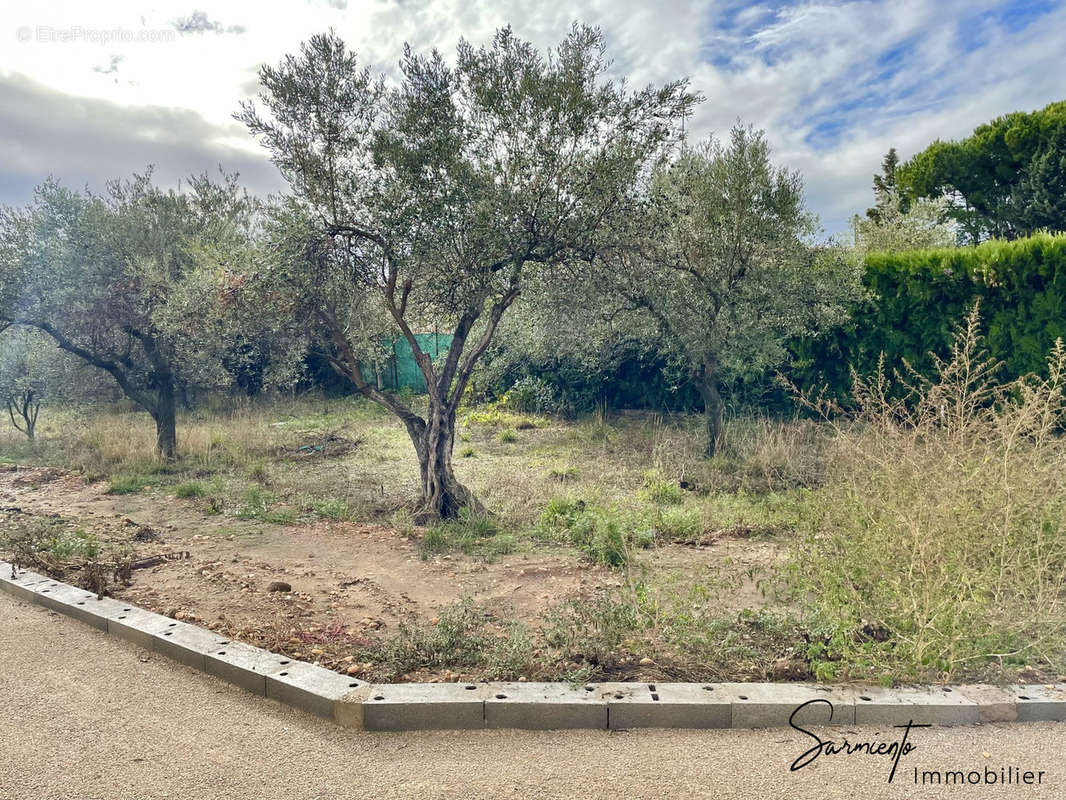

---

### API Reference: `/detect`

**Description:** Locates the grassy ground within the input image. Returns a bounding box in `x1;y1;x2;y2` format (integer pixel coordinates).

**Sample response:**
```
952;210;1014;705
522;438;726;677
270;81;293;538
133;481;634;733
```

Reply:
3;327;1065;686
0;394;820;553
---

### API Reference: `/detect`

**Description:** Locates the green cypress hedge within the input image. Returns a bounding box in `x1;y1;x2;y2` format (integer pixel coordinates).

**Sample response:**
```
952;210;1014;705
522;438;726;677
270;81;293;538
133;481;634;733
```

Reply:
793;232;1066;400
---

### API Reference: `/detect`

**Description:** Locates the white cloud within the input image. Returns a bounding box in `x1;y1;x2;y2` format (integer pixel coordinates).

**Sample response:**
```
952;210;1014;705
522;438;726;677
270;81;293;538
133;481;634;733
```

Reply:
0;0;1063;234
172;10;247;35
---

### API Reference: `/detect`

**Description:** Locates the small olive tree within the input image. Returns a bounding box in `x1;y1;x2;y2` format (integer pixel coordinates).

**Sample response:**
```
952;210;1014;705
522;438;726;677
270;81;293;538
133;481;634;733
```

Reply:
0;172;267;457
239;26;696;518
0;327;66;440
852;188;956;255
599;126;862;455
0;348;40;440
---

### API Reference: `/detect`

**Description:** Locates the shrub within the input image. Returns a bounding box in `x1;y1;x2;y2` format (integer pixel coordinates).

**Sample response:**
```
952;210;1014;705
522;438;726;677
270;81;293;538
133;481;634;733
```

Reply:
1;518;134;596
373;597;489;676
417;508;511;560
538;496;586;530
791;308;1066;681
460;403;547;430
705;489;808;537
632;528;656;549
502;376;559;415
638;469;683;505
537;497;631;568
483;620;535;680
699;417;828;493
652;506;704;541
44;528;101;561
419;526;449;556
174;481;206;498
794;232;1066;402
543;589;644;669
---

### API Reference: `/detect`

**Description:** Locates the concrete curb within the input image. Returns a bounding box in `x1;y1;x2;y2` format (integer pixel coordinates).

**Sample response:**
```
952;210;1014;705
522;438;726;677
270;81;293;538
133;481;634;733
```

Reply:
3;562;1064;732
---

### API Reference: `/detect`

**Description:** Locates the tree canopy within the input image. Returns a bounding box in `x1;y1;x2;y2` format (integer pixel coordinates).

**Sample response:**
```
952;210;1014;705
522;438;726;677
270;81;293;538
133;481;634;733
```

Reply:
864;147;902;224
0;171;270;456
239;25;697;518
596;126;862;453
898;101;1066;243
852;188;956;255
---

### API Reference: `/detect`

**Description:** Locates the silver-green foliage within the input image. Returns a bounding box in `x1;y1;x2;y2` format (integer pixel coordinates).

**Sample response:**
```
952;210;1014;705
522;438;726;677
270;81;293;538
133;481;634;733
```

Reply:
0;172;294;454
852;188;957;255
239;25;698;517
601;126;863;452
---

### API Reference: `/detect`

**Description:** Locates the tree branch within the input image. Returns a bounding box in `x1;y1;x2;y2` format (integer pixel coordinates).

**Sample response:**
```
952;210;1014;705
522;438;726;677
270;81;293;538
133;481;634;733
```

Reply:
314;309;425;427
435;307;481;399
447;286;520;412
19;319;156;414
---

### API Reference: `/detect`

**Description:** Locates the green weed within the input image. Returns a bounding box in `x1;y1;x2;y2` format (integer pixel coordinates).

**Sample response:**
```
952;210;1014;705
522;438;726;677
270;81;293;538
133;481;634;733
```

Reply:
639;469;683;505
174;481;206;498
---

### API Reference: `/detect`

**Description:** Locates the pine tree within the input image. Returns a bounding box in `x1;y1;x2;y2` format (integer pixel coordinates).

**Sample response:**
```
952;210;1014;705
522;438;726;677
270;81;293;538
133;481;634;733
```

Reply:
865;148;901;223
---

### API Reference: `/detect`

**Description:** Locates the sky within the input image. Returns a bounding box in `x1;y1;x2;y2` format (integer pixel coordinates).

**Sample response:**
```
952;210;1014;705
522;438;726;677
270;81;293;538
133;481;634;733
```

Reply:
1;0;1064;237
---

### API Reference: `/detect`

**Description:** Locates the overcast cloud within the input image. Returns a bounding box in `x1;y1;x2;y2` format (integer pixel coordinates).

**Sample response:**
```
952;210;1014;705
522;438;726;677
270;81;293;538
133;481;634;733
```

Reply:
1;0;1063;236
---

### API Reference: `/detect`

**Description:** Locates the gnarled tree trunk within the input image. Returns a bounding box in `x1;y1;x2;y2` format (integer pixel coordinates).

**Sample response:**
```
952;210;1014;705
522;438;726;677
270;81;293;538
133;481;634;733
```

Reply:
404;407;479;522
323;270;519;522
151;373;178;460
697;360;725;457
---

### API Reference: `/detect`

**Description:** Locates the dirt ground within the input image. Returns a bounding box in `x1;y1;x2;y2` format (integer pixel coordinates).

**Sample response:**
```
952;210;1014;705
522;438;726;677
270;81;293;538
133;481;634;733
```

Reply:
0;464;781;680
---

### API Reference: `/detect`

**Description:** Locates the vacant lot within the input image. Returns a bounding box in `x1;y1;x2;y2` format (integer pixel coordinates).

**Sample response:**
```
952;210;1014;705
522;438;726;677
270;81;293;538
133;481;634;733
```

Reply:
4;335;1065;688
1;397;800;683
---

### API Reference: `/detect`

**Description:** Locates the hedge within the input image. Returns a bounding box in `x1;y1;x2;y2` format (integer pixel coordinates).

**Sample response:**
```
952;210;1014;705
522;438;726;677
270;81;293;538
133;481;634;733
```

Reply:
793;232;1066;401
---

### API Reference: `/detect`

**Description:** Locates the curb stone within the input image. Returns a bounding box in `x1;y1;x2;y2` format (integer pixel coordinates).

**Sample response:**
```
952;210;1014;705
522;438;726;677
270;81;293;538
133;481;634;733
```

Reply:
2;562;1064;732
1014;684;1066;722
267;660;367;721
852;685;979;726
365;682;487;730
204;639;287;696
599;682;732;729
3;567;51;602
153;619;229;671
721;682;857;727
953;685;1017;723
485;682;608;730
109;605;174;649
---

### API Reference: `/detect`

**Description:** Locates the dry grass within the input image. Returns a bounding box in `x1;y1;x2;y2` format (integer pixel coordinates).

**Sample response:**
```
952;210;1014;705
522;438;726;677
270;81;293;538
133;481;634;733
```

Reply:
0;392;823;561
792;307;1066;682
6;325;1062;685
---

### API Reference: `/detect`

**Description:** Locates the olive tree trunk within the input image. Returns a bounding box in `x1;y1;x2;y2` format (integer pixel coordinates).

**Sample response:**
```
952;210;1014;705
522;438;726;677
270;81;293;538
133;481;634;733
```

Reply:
151;375;178;460
697;361;725;457
325;286;518;522
404;407;478;522
6;391;40;440
31;321;180;459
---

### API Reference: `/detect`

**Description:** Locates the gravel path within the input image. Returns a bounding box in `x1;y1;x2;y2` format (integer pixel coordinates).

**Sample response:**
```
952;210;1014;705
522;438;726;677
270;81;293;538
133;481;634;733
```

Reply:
1;591;1064;799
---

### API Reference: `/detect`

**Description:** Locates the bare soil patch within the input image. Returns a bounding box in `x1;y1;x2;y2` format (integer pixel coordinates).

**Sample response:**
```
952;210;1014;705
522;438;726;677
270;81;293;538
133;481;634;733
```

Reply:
0;465;786;682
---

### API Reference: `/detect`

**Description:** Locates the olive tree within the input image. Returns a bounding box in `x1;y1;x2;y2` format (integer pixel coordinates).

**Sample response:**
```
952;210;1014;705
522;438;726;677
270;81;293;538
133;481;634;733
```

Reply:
0;328;44;439
599;126;862;455
852;188;956;255
0;172;264;457
853;149;955;254
239;26;695;519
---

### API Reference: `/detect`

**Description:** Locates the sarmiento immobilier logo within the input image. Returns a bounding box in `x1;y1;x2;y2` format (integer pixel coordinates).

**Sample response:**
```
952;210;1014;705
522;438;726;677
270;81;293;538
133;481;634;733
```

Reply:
788;699;1050;787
